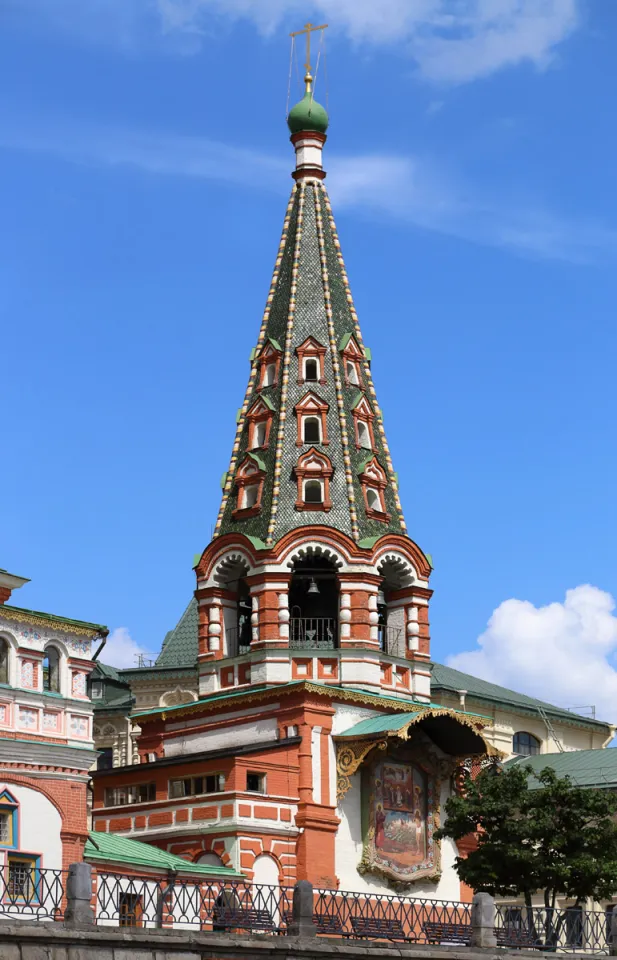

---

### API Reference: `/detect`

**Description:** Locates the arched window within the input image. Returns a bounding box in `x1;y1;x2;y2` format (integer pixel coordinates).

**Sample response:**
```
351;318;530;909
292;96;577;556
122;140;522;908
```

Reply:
346;360;359;385
263;363;276;387
252;421;267;449
0;639;8;685
42;647;60;693
304;358;318;382
366;488;381;511
357;421;371;449
303;417;320;443
304;480;323;504
243;484;259;509
512;731;540;756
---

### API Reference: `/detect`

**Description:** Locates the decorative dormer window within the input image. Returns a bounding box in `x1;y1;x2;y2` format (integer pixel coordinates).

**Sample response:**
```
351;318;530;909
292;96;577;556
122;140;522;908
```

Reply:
339;333;365;387
294;391;329;446
352;394;376;451
294;448;333;512
232;453;267;519
256;338;282;390
358;454;391;521
296;337;327;386
246;396;274;451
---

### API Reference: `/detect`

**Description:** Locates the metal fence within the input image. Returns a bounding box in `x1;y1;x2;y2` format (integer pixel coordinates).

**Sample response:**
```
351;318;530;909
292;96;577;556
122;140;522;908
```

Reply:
495;904;612;953
0;866;65;920
289;618;337;649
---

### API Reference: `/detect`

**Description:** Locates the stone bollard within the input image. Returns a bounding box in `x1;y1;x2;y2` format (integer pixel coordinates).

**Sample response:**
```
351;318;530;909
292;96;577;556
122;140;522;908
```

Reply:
470;891;497;948
610;908;617;955
64;862;95;927
287;880;316;938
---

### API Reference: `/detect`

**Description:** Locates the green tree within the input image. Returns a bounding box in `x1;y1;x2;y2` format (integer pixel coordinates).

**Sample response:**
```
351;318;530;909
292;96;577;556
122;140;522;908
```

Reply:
435;763;617;916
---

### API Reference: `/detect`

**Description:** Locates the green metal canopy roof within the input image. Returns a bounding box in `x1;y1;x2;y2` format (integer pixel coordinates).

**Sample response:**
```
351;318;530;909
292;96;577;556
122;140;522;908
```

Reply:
337;705;489;739
85;831;242;877
504;748;617;789
431;662;613;732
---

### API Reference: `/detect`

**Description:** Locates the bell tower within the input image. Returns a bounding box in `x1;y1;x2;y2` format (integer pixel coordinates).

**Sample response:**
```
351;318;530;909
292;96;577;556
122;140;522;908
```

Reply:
194;54;433;703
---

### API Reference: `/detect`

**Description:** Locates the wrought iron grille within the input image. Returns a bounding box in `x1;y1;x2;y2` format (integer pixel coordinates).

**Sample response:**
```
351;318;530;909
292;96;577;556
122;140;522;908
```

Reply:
495;904;612;953
313;889;471;942
95;875;292;931
0;865;65;920
289;618;337;649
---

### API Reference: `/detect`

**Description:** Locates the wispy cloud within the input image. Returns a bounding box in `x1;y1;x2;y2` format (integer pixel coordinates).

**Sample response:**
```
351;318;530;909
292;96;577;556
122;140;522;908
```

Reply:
13;0;580;85
2;111;615;264
100;626;157;669
449;585;617;728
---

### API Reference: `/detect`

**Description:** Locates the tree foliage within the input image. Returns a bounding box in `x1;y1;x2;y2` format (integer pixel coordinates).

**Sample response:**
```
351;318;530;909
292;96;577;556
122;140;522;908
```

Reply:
435;762;617;908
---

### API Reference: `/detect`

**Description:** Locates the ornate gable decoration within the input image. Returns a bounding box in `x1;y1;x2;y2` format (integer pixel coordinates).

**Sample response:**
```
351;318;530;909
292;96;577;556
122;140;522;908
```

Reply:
352;393;376;451
358;455;390;522
296;336;327;386
246;395;275;451
232;453;267;519
256;338;282;390
294;447;333;512
294;390;330;446
340;333;365;387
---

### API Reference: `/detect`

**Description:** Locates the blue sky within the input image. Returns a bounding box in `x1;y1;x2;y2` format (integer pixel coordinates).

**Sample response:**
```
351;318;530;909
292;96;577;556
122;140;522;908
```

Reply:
3;1;617;722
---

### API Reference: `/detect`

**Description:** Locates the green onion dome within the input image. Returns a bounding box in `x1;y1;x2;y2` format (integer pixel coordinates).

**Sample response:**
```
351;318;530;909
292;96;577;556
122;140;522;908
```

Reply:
287;75;329;135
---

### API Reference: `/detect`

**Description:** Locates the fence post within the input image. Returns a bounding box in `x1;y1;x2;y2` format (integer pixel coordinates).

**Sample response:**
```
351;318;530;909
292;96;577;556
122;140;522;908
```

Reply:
64;862;95;927
610;909;617;955
287;880;316;937
470;892;497;948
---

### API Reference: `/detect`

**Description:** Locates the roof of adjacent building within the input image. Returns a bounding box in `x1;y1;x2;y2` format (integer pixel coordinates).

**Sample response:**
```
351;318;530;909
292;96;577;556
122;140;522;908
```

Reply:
0;603;108;638
84;831;243;877
431;662;613;732
212;176;409;547
504;748;617;789
155;598;199;669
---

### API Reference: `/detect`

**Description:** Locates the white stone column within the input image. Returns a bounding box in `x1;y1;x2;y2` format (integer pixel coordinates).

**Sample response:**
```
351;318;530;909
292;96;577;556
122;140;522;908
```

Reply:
368;592;379;643
339;593;351;641
208;601;222;653
278;591;289;642
252;593;260;643
407;605;420;652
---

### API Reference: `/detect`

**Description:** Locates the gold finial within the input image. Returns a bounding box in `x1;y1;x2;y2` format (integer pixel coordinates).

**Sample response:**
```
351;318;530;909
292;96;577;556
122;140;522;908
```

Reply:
290;21;328;76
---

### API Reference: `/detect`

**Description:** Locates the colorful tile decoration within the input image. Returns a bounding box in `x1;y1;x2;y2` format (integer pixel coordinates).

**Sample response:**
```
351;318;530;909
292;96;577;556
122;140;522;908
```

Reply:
69;715;89;739
0;705;7;724
43;711;59;731
20;661;34;689
18;707;37;730
72;672;86;697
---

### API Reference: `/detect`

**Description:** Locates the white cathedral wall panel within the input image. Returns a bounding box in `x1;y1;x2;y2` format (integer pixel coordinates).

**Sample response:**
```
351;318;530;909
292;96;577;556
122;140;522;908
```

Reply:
1;782;62;870
164;717;279;757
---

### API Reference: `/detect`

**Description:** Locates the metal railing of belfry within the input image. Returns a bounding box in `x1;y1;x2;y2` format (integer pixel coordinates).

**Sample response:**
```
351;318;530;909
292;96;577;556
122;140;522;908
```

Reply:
225;627;251;658
0;866;65;920
289;618;337;650
377;624;403;655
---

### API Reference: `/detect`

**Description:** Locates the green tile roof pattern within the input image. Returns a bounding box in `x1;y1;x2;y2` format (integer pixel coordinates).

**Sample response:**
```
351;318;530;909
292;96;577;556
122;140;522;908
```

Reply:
504;748;617;789
431;662;613;731
85;831;242;877
213;179;408;546
155;598;199;669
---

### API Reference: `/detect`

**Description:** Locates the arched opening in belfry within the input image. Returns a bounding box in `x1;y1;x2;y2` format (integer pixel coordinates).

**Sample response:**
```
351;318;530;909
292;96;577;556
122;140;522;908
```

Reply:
377;556;415;658
288;554;339;650
213;554;252;657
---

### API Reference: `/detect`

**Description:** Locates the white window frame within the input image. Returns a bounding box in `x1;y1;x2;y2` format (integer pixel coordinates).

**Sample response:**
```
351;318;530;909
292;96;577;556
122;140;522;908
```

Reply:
357;420;371;449
243;484;259;509
346;360;359;385
252;421;267;449
302;415;321;444
303;478;324;504
366;487;381;511
263;363;276;386
303;357;319;381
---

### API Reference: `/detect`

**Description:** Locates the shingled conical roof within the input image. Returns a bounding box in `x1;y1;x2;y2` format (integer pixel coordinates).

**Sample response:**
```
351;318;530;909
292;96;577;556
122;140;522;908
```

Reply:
214;124;407;546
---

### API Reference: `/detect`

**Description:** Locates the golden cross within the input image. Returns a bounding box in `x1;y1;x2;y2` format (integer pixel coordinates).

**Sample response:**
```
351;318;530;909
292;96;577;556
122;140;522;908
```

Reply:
289;21;328;73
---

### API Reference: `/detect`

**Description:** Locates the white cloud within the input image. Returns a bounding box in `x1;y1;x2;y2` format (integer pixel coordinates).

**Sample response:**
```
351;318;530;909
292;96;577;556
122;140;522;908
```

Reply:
1;110;615;264
449;585;617;727
16;0;580;84
100;626;157;669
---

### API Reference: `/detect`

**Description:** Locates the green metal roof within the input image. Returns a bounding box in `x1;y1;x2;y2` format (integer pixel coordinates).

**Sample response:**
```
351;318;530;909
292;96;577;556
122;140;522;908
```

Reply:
133;681;434;721
155;598;199;669
0;604;108;636
337;705;490;739
85;831;242;877
504;748;617;789
431;662;613;731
